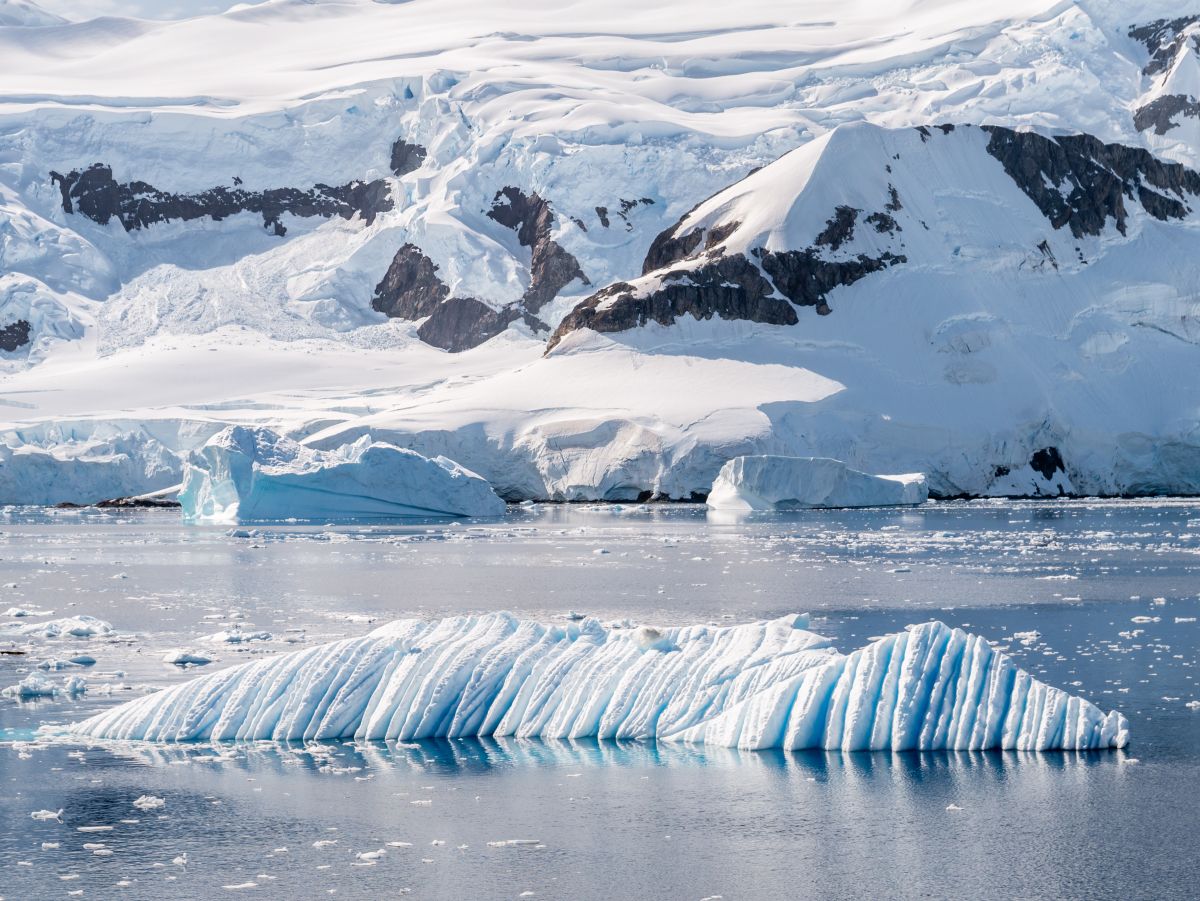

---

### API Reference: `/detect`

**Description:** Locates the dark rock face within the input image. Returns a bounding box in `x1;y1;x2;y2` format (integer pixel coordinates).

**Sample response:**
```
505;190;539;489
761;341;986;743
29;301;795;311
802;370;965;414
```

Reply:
1129;17;1200;76
0;319;31;352
371;235;553;353
595;198;653;230
50;164;393;236
552;181;906;349
1134;94;1200;135
815;205;858;250
373;185;591;352
643;226;704;274
1030;446;1065;481
371;243;450;320
486;187;588;313
755;247;905;316
390;139;427;176
549;256;797;348
981;126;1200;237
417;297;522;353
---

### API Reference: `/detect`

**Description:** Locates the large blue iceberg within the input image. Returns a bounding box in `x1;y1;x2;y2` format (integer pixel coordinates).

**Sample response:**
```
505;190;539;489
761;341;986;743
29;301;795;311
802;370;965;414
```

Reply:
71;613;1128;751
180;426;505;523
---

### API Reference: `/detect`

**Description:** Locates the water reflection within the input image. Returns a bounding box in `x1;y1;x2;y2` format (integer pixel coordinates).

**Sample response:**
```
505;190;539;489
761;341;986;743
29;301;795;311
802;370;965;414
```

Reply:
89;735;1128;782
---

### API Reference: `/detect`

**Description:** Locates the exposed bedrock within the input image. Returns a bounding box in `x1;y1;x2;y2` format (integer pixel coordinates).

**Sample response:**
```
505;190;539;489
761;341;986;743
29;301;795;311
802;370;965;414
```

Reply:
370;244;546;352
370;243;450;320
1133;94;1200;135
49;164;393;236
372;187;587;351
980;126;1200;237
389;138;427;176
486;187;589;313
0;319;32;352
550;256;799;347
1129;16;1200;77
550;237;903;349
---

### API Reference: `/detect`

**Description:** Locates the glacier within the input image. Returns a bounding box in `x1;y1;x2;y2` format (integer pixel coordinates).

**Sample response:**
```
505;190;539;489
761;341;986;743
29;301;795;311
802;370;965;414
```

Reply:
4;2;1200;502
707;456;928;512
179;425;506;523
70;612;1129;752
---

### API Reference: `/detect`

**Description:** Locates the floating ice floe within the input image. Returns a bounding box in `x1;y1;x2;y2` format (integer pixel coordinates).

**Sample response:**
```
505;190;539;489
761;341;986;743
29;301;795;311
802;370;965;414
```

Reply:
69;613;1128;751
162;649;213;666
706;456;928;512
179;426;506;524
0;616;113;640
3;673;86;699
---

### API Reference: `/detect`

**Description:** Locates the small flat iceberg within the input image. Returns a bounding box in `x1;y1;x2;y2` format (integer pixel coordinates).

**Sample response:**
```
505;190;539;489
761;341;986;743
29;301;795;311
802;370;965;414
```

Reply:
69;613;1128;752
179;426;506;523
707;456;928;511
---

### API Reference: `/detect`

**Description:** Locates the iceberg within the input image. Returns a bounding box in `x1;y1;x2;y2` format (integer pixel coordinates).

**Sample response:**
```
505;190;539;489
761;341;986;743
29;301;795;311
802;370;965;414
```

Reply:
70;613;1128;751
179;426;506;523
707;456;928;512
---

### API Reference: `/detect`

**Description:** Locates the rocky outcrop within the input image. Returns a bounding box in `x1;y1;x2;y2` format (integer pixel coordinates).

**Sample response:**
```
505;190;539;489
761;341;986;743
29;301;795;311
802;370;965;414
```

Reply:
417;298;523;353
755;248;905;316
550;256;798;344
549;236;903;348
50;164;393;236
1030;446;1065;482
0;319;31;352
981;126;1200;237
486;187;588;312
390;139;427;176
1129;17;1200;77
371;186;588;352
371;243;450;320
1134;94;1200;135
371;243;544;352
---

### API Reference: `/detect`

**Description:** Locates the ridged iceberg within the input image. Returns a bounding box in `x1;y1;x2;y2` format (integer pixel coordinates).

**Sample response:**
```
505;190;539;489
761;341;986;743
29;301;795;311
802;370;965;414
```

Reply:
180;426;506;523
707;456;928;512
71;613;1128;751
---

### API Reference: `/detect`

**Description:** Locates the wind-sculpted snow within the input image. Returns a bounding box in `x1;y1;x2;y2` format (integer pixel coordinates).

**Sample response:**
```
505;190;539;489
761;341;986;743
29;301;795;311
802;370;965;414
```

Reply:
180;426;506;523
71;613;1129;752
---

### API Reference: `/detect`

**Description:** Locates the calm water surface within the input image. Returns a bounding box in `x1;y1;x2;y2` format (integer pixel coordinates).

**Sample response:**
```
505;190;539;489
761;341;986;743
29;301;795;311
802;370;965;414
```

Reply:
1;500;1198;899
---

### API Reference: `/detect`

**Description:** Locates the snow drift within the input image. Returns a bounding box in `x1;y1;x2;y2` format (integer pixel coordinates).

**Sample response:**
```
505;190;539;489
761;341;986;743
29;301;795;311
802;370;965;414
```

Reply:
70;612;1129;752
707;456;927;511
179;426;505;523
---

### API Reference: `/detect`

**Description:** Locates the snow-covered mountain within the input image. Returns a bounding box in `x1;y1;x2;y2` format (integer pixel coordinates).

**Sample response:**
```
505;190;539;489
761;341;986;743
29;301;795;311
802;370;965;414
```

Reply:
4;0;1200;502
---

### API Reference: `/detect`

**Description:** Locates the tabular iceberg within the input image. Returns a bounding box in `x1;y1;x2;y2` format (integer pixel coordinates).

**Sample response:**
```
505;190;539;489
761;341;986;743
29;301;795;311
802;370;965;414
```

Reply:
707;456;928;512
70;613;1128;752
179;426;506;523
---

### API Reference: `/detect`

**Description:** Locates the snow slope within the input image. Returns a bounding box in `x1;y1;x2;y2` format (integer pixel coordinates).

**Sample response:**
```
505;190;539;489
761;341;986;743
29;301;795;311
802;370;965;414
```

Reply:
69;612;1129;751
3;1;1200;501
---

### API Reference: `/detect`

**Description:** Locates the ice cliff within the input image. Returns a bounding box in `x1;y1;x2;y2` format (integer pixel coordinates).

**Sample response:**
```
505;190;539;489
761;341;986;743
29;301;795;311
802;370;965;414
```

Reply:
180;426;505;523
707;456;928;511
71;613;1129;752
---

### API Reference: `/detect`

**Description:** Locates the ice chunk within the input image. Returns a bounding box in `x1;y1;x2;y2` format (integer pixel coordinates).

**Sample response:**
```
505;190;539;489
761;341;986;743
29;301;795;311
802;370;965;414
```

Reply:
69;613;1128;751
706;456;928;512
0;616;113;639
179;426;506;524
3;673;86;698
162;649;213;666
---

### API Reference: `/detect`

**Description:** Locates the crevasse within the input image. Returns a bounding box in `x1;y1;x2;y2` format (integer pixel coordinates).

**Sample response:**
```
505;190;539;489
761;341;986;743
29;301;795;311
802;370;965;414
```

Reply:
71;613;1129;751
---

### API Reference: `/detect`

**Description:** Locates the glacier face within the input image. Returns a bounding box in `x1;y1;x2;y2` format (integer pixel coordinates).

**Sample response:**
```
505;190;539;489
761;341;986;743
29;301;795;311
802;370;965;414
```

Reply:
70;612;1129;752
180;425;506;522
707;456;928;512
